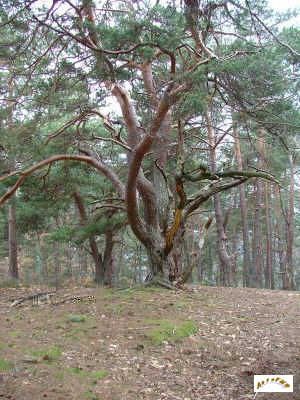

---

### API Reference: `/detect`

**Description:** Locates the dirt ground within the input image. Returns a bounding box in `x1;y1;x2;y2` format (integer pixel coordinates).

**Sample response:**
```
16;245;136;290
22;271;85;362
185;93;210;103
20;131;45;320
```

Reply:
0;285;299;400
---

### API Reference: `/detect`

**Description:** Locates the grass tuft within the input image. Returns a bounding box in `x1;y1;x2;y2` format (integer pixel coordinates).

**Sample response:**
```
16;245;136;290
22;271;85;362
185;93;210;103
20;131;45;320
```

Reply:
30;345;62;362
0;358;13;371
146;319;198;345
68;367;108;380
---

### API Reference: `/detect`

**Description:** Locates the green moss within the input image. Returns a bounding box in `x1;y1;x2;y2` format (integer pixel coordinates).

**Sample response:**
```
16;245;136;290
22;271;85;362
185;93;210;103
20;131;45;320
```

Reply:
146;319;198;345
68;314;87;323
30;345;62;362
0;358;13;371
91;370;108;379
8;330;21;338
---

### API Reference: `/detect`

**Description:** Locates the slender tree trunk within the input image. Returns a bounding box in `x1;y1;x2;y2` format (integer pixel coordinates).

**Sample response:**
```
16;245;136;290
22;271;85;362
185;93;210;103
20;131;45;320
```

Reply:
8;198;18;279
283;155;295;290
264;181;274;289
205;241;214;285
233;121;251;287
252;130;265;288
103;230;115;286
179;217;212;284
273;185;284;289
206;110;231;286
73;192;104;284
79;246;88;275
230;192;238;287
7;76;18;280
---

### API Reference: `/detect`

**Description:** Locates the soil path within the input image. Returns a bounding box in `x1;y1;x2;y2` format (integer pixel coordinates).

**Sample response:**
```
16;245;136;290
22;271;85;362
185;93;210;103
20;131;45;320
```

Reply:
0;285;299;399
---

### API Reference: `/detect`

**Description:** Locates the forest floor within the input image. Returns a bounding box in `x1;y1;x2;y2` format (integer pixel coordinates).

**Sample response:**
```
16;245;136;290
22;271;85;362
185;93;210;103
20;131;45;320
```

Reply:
0;285;299;400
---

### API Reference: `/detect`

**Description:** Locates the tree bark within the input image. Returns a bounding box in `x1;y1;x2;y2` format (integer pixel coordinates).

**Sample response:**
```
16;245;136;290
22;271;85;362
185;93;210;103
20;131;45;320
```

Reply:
103;229;115;286
7;74;18;280
283;154;295;290
73;192;104;284
252;130;265;288
206;110;231;286
264;181;274;289
233;120;251;286
8;198;18;279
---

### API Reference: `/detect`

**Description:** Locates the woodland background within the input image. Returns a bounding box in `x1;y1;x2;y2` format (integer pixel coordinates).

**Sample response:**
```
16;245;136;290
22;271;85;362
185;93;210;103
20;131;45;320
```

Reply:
0;0;299;291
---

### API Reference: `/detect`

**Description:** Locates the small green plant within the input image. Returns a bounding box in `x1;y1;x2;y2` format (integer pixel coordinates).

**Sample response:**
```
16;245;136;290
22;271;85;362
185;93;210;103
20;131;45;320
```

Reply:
68;366;86;376
83;390;100;400
8;330;20;338
173;301;189;310
68;367;108;380
30;345;62;362
68;314;87;323
0;358;13;371
91;370;108;379
54;370;65;380
146;319;198;345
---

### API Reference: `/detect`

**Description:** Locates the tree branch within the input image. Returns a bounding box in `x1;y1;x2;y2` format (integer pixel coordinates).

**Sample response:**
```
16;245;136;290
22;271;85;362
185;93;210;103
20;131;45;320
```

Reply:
184;169;280;185
184;178;248;219
0;154;125;206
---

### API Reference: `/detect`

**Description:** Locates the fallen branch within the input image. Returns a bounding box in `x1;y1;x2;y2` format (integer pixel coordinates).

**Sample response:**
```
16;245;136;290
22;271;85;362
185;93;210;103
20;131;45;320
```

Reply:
10;291;56;307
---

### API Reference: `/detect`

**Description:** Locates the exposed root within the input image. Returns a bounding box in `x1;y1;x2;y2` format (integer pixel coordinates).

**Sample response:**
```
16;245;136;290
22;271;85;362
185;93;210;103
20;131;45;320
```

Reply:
144;276;176;290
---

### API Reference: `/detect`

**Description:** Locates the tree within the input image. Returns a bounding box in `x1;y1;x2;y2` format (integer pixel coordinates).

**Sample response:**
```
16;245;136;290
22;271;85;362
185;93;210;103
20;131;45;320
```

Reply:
0;0;298;287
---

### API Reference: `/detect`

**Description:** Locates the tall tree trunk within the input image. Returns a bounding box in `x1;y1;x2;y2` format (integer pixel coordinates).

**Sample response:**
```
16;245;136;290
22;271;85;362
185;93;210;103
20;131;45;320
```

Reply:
283;154;295;290
7;76;18;280
252;130;264;288
79;246;88;275
273;185;285;289
264;181;274;289
8;198;18;279
233;120;251;287
230;192;238;287
103;230;115;286
206;111;231;286
73;192;104;284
